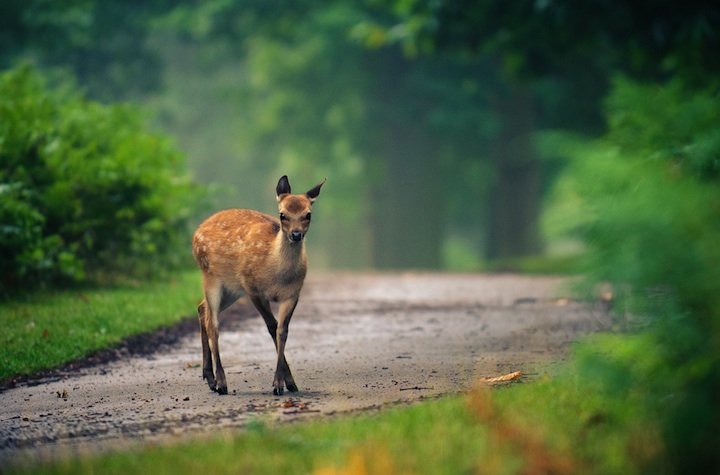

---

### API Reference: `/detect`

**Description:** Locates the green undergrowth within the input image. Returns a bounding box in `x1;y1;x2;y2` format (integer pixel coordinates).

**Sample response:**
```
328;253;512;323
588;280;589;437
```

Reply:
0;270;201;380
7;333;658;475
484;254;585;275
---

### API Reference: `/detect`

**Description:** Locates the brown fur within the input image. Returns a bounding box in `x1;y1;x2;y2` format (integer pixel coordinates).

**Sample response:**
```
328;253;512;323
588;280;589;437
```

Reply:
192;176;325;395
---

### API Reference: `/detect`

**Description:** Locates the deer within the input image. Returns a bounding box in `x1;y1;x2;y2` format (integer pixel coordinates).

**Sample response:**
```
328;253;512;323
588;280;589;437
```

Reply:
192;175;325;396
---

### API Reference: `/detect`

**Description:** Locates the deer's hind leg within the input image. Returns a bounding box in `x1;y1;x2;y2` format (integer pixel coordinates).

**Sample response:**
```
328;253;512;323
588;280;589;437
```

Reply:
197;300;215;390
200;280;242;395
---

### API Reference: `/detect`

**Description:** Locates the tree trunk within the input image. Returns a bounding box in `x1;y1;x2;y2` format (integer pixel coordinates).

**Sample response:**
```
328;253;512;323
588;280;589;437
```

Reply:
365;49;444;269
369;129;443;269
485;89;543;260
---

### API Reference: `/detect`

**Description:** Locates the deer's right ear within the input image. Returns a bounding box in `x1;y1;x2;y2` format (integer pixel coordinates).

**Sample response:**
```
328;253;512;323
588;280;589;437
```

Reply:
276;175;291;201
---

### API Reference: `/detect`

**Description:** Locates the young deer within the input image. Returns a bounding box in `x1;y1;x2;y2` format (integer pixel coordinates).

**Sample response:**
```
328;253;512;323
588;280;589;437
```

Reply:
192;175;325;396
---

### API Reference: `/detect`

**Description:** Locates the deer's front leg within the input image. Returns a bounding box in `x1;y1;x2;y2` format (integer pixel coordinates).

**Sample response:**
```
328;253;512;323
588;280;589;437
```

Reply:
250;296;298;393
273;297;298;396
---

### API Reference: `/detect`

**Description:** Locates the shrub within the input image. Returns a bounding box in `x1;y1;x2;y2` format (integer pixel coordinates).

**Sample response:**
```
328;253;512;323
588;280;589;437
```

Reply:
544;77;720;472
0;65;202;291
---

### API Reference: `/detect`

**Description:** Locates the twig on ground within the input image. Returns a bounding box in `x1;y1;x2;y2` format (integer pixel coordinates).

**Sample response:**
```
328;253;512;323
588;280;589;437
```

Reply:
399;386;434;391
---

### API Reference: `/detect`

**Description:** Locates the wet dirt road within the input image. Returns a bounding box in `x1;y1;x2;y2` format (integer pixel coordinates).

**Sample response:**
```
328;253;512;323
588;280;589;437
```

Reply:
0;273;609;464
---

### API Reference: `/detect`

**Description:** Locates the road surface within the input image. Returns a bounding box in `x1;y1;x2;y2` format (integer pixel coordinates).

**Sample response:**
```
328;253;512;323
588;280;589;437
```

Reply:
0;273;609;465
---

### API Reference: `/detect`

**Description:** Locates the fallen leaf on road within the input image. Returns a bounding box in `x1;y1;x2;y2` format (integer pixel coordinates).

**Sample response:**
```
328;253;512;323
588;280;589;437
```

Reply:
479;371;523;385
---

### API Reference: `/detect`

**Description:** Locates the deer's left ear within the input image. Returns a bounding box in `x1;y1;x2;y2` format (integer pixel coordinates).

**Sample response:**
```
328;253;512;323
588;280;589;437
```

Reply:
276;175;291;201
306;178;326;202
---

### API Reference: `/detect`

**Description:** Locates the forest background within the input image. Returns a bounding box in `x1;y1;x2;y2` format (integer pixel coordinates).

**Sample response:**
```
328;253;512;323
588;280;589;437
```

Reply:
1;1;719;472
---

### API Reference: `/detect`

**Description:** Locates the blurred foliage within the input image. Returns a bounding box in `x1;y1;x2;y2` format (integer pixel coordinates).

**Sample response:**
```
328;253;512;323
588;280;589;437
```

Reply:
151;1;502;268
544;78;720;472
353;0;720;133
148;0;719;268
151;0;579;266
0;65;202;292
0;0;182;100
3;1;719;269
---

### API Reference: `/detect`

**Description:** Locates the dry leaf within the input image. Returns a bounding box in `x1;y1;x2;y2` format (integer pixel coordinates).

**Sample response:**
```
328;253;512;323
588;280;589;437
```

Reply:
479;371;523;384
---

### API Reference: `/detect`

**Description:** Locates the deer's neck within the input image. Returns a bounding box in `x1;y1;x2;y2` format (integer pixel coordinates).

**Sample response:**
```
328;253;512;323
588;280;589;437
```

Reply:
274;232;306;265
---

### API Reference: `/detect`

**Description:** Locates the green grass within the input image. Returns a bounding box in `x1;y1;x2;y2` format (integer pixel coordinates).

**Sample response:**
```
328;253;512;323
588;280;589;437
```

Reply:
484;254;585;275
35;398;491;475
0;270;202;380
442;235;484;271
442;235;586;275
6;335;658;475
6;397;500;475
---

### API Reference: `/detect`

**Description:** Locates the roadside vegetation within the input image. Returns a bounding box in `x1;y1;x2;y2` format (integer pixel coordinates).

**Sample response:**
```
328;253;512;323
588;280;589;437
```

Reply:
0;270;200;381
0;66;203;292
539;78;720;473
0;65;204;382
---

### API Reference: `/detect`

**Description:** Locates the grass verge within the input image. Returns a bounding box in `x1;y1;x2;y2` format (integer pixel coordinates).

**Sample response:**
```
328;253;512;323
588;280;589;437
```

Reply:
484;254;585;275
6;334;659;475
0;270;201;380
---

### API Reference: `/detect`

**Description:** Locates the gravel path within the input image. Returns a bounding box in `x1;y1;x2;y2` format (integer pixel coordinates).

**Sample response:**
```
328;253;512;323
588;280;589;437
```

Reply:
0;273;609;465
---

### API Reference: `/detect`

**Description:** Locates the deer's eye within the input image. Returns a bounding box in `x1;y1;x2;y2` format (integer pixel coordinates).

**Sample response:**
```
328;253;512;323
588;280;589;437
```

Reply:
305;212;312;221
279;213;288;222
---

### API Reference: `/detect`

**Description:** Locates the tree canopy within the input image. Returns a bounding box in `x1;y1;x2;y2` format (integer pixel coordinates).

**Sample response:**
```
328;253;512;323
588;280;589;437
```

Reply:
3;0;719;269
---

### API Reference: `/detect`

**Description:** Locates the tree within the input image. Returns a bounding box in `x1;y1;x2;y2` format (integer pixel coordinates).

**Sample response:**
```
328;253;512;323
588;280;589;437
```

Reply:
0;0;181;100
363;0;720;260
157;0;502;268
118;0;720;267
0;65;200;290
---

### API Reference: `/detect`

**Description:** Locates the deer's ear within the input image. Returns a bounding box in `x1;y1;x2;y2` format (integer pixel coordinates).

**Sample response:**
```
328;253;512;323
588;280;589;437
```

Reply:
276;175;291;201
306;178;326;202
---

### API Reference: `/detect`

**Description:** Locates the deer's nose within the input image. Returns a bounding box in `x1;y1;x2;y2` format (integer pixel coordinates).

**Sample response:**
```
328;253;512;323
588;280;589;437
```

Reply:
290;231;303;242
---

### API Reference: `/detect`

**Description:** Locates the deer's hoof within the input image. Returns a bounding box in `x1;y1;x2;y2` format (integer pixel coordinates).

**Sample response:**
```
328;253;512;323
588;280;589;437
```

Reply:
273;386;284;396
286;383;299;393
216;386;228;395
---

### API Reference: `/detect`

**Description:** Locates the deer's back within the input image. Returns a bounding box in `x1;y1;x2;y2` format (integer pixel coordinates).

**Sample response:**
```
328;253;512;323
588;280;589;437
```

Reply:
192;209;306;300
193;208;278;272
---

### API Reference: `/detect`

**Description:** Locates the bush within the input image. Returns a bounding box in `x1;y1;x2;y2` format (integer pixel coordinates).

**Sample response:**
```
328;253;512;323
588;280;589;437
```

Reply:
544;77;720;472
0;65;202;291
